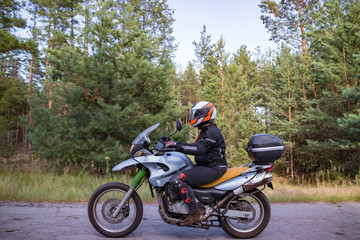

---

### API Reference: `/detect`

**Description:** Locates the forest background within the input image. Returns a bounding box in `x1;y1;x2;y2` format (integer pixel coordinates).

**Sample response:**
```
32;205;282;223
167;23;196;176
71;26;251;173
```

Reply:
1;0;359;186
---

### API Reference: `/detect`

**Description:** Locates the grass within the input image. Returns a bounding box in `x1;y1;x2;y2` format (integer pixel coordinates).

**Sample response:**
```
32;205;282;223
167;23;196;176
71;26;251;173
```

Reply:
0;166;153;203
264;176;360;203
0;164;359;203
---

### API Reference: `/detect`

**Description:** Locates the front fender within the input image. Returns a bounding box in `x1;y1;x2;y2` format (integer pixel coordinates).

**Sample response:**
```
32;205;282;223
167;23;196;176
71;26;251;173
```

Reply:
112;158;139;172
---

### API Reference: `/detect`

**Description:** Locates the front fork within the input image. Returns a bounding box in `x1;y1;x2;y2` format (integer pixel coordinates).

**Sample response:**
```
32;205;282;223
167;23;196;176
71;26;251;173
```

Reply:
112;169;147;218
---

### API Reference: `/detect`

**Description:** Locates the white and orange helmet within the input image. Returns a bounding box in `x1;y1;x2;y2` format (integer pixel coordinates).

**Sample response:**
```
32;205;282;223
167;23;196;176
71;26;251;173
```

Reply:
189;101;217;127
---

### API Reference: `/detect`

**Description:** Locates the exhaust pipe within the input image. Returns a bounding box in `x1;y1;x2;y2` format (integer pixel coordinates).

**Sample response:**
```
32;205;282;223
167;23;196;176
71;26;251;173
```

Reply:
233;172;273;195
243;173;273;192
202;191;235;221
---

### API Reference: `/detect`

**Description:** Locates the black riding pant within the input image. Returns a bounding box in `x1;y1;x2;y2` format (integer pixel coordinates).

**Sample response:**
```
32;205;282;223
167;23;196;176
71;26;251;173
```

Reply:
169;165;227;213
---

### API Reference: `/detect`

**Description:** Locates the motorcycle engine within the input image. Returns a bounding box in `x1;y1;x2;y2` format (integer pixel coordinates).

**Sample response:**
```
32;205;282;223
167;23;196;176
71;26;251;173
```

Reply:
167;201;190;215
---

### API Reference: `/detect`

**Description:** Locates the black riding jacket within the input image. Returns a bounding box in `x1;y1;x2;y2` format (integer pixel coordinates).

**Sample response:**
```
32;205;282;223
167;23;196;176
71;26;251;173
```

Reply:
175;124;227;167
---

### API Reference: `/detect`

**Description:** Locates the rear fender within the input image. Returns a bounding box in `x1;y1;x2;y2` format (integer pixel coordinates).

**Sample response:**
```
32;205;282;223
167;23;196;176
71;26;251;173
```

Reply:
112;158;139;172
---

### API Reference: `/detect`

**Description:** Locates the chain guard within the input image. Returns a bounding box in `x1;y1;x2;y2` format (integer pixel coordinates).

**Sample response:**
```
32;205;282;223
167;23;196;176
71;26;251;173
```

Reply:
101;198;130;224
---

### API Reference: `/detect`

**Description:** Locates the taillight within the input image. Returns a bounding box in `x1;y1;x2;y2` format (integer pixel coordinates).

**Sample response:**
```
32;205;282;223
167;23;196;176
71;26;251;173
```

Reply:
268;165;274;172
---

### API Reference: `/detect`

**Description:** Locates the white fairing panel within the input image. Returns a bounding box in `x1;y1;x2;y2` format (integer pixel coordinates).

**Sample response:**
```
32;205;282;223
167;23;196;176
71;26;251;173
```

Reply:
213;172;257;191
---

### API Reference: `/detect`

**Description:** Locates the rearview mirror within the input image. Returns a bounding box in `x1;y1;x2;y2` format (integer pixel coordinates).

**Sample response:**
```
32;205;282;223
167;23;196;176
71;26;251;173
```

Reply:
176;120;182;132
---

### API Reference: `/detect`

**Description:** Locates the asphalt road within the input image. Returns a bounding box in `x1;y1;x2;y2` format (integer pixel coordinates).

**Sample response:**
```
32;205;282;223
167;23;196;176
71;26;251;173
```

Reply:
1;201;359;240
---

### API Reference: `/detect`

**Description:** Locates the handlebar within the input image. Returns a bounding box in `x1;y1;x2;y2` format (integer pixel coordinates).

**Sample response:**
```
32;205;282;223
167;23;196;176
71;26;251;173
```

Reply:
154;147;176;152
153;136;177;153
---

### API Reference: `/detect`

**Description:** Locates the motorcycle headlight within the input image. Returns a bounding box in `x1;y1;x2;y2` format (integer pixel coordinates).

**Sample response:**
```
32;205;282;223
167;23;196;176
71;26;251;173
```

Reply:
130;144;143;156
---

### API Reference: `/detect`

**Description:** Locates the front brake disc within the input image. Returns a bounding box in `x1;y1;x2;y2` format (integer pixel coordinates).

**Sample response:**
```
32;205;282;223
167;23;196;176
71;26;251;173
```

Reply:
101;198;129;224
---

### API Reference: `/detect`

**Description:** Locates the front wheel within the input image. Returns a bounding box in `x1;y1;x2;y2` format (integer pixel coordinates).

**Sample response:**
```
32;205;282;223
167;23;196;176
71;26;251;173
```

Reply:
219;189;271;238
88;182;143;237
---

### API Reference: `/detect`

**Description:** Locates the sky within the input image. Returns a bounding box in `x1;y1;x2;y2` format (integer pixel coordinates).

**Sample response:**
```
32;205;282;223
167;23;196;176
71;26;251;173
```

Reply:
167;0;278;69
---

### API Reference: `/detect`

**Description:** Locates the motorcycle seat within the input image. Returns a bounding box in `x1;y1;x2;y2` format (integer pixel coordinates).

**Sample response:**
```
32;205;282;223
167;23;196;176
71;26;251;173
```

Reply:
198;166;250;188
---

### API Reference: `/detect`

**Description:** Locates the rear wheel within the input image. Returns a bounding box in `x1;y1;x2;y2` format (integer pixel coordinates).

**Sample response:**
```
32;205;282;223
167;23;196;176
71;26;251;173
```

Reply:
219;189;271;238
88;182;143;237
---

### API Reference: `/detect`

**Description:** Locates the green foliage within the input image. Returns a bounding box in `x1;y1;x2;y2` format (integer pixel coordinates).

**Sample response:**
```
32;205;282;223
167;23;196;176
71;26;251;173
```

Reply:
193;24;213;67
28;0;178;172
30;41;177;170
0;0;26;53
0;78;28;123
1;0;359;183
180;62;197;106
0;77;28;157
259;0;326;51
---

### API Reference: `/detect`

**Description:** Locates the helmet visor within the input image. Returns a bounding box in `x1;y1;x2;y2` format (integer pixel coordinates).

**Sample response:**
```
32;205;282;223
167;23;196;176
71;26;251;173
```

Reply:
190;108;208;121
190;109;199;120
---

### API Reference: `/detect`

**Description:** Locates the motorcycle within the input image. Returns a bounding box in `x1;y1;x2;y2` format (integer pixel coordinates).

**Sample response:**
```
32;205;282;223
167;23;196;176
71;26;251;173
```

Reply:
88;121;285;238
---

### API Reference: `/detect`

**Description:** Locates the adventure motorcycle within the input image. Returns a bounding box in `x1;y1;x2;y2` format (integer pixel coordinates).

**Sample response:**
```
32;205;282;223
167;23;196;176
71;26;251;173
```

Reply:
88;121;285;238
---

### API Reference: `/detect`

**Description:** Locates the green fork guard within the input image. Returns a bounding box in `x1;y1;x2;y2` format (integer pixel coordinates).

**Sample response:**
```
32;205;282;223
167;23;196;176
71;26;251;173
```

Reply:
131;169;146;189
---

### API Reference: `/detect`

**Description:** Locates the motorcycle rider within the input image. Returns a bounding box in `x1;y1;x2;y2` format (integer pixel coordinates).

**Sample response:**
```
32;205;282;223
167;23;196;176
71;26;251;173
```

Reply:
166;101;227;226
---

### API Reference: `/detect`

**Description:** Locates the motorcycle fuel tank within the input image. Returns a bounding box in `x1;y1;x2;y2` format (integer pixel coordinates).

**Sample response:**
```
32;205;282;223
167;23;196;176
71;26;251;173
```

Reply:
135;151;194;187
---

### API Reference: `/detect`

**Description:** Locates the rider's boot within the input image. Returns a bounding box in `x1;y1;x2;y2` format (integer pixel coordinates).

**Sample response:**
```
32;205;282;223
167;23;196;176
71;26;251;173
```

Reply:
179;210;202;226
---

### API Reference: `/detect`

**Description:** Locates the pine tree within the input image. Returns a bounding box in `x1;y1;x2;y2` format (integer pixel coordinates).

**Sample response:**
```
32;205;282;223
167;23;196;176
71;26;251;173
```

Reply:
332;86;360;177
0;77;28;157
29;0;178;171
0;0;30;155
224;46;264;165
260;0;328;101
303;0;360;178
193;25;213;101
1;0;28;78
199;36;228;107
179;62;197;122
261;46;303;179
133;0;175;56
260;0;327;54
0;0;26;54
